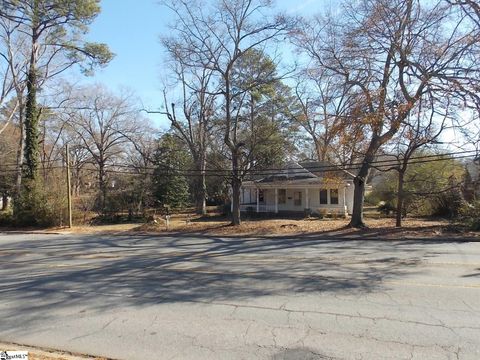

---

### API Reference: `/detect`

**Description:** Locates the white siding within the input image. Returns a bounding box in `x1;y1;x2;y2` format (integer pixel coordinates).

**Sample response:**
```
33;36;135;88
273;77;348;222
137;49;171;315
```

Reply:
241;188;255;204
345;184;354;214
240;183;355;215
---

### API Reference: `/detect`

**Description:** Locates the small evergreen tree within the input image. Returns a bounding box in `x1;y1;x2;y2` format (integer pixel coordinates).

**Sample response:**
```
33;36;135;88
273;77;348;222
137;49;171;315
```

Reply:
153;134;191;210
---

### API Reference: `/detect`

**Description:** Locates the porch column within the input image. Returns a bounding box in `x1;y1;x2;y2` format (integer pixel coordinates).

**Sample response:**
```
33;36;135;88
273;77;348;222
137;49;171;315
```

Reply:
256;188;260;213
305;188;309;209
275;188;278;213
343;185;348;216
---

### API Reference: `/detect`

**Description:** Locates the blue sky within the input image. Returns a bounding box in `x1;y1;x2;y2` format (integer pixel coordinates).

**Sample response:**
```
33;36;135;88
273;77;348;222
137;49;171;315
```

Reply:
85;0;168;126
82;0;329;129
75;0;470;149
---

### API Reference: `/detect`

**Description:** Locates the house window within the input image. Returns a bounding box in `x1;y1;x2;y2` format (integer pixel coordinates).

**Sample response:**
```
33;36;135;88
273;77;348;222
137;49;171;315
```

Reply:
319;189;328;204
278;189;286;204
330;189;339;204
258;190;265;203
294;191;302;206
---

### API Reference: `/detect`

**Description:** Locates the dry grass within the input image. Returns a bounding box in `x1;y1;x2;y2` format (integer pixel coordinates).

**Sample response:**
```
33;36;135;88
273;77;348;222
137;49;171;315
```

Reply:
170;217;461;238
51;214;479;239
61;223;140;234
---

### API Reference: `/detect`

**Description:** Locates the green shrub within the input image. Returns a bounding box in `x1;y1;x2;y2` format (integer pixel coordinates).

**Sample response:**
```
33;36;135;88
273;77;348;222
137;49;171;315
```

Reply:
460;201;480;231
431;187;465;218
0;208;13;226
13;178;67;227
369;155;465;217
377;201;396;215
364;191;384;206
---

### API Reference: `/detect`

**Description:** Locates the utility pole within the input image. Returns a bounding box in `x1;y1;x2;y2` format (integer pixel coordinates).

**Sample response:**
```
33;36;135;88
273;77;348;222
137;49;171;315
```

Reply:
66;144;73;228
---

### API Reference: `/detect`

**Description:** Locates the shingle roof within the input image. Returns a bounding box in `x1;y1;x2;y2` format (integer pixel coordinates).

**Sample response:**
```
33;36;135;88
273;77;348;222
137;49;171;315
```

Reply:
253;161;354;184
300;161;356;179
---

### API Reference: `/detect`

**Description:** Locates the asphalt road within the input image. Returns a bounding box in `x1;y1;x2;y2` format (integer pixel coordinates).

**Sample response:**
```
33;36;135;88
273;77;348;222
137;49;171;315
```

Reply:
0;231;479;359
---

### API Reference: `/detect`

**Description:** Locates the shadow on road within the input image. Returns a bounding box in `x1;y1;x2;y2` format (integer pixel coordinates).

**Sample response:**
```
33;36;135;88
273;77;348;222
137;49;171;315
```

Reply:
272;348;332;359
0;230;473;327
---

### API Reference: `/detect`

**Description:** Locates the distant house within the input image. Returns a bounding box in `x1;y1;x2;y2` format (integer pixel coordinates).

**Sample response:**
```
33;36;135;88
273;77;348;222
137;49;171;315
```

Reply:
238;161;355;216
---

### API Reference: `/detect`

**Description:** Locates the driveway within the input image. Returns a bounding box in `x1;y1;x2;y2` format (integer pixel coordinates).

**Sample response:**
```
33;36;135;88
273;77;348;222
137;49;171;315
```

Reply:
0;231;479;359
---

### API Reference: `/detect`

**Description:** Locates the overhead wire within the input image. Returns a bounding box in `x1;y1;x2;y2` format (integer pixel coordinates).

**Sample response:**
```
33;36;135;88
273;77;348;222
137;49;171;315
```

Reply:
1;151;475;177
0;149;477;176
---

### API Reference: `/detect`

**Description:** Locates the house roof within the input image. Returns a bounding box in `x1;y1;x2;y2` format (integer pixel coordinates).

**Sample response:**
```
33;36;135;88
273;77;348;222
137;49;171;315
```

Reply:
300;161;356;179
250;161;355;185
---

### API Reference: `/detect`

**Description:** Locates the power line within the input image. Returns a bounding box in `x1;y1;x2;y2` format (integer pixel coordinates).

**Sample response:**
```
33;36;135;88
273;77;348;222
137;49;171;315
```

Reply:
0;166;66;174
0;156;474;178
108;149;478;174
0;149;477;176
11;153;468;178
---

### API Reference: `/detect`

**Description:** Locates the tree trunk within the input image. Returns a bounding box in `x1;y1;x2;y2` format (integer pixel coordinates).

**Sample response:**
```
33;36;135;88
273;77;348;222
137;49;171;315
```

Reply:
349;168;368;228
315;141;327;162
195;177;207;215
98;163;107;214
396;170;405;227
1;194;9;211
74;175;81;197
194;157;207;215
23;29;39;181
348;136;383;228
15;103;25;195
231;176;241;225
230;149;242;225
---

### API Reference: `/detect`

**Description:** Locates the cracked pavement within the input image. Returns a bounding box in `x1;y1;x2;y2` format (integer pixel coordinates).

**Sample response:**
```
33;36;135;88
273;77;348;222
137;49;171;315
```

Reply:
0;232;479;359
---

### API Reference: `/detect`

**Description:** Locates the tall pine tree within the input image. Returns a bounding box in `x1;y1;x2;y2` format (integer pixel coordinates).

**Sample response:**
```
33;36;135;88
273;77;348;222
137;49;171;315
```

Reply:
0;0;113;181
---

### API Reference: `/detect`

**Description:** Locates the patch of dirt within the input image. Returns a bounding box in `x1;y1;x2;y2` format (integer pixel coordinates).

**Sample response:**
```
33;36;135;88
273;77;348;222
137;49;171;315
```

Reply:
15;215;479;239
0;342;111;360
131;217;478;239
59;223;140;234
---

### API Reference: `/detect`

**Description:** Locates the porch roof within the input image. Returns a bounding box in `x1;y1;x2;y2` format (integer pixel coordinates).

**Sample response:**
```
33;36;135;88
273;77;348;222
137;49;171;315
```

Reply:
242;178;351;188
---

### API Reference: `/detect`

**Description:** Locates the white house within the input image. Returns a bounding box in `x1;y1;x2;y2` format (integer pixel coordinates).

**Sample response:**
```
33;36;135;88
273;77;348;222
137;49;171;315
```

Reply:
238;161;355;216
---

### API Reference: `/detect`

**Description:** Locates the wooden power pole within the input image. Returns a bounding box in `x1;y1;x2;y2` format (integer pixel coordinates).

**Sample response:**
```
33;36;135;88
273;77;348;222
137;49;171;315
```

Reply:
66;144;73;228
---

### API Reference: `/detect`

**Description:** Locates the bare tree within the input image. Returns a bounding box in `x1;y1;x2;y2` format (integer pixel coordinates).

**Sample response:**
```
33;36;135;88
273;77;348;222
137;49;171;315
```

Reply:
377;98;452;227
448;0;480;27
0;112;20;210
294;0;480;227
162;0;293;225
156;59;215;215
63;86;140;213
290;66;365;164
0;17;28;136
122;119;158;217
0;16;30;195
0;0;113;186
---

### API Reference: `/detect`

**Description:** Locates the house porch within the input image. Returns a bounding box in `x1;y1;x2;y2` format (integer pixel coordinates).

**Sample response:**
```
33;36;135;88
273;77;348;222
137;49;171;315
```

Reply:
237;184;353;216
